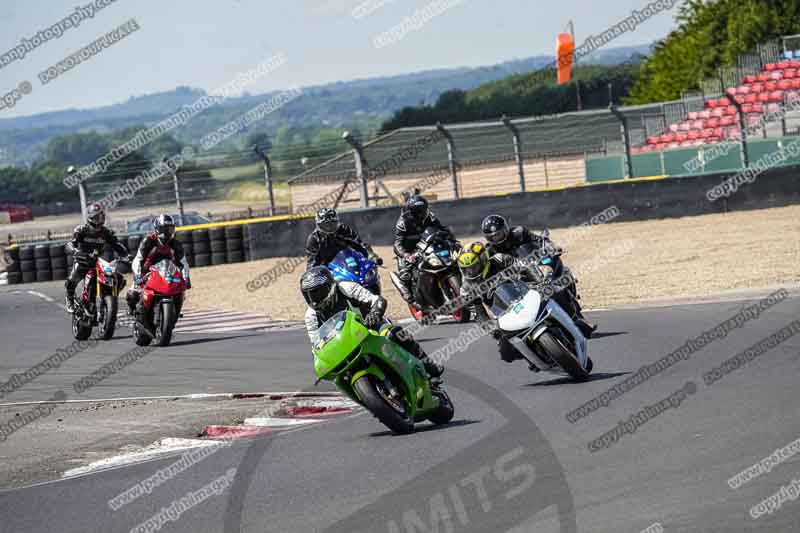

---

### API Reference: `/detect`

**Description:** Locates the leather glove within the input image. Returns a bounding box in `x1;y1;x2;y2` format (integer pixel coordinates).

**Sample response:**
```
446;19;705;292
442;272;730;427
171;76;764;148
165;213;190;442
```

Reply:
368;252;383;266
362;310;383;331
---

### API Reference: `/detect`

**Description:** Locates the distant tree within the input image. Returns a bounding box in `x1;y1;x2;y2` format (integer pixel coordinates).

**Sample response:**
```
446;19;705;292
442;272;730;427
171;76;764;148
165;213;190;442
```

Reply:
245;131;272;152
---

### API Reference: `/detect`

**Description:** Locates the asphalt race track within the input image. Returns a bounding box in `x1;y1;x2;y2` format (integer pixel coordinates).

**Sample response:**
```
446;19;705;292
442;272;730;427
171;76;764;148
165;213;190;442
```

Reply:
0;285;799;532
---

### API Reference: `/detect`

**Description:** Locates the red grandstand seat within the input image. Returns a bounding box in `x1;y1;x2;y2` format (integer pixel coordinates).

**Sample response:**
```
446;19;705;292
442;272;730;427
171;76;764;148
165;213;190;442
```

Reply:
631;147;641;154
688;131;700;140
676;132;689;142
713;127;724;138
778;61;790;69
766;103;781;114
699;110;712;119
765;63;778;71
679;141;694;148
785;69;797;79
758;92;771;103
647;136;659;145
752;103;765;113
679;121;692;131
792;79;800;89
752;83;765;93
790;59;800;69
706;117;720;128
688;111;699;120
692;119;705;129
769;90;784;102
701;128;715;138
656;143;667;151
718;97;731;106
745;75;758;84
735;95;747;104
669;123;679;133
744;93;758;104
720;116;736;127
765;81;778;91
778;79;793;91
712;107;725;117
738;86;751;95
771;71;784;80
726;106;738;115
758;73;771;82
726;87;739;95
706;99;719;109
742;103;754;114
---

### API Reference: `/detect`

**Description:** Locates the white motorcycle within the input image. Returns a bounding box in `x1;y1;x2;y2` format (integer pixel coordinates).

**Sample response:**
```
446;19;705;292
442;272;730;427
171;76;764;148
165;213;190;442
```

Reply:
491;275;593;382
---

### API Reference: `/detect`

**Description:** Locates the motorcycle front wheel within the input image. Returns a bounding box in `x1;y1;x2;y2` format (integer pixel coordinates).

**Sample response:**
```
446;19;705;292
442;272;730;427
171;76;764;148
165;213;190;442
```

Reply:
538;331;589;382
157;301;176;347
97;295;117;341
354;375;414;435
428;388;455;425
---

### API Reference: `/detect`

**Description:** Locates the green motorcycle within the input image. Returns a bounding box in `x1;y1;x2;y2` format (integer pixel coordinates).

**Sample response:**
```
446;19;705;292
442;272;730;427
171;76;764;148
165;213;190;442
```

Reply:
313;310;455;434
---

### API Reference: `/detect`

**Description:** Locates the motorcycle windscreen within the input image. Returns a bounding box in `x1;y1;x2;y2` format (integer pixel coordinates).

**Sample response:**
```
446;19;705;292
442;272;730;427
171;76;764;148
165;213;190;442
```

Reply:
329;249;365;283
313;311;366;379
152;259;181;282
493;281;541;331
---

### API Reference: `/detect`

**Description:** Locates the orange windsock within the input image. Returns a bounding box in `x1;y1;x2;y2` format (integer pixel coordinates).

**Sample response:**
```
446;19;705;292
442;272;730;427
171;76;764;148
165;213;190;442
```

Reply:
556;33;575;84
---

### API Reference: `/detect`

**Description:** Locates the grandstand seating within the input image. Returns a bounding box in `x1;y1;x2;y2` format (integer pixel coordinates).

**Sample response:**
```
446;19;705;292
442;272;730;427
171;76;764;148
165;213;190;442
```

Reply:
632;60;800;154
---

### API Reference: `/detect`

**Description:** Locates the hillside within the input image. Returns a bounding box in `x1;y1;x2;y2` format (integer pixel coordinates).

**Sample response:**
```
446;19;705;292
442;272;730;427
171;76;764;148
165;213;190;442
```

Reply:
0;44;651;167
381;56;647;130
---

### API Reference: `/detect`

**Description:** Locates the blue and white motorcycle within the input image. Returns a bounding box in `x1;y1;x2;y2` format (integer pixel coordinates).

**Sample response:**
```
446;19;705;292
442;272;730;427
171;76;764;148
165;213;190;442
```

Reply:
328;248;381;295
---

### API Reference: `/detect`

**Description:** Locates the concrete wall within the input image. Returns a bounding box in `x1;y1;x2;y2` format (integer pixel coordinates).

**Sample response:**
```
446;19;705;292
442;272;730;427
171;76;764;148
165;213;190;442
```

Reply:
247;166;800;259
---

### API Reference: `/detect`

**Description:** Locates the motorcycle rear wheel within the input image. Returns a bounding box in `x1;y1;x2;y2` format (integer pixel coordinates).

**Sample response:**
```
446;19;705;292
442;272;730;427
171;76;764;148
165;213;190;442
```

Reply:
538;331;589;382
354;375;414;435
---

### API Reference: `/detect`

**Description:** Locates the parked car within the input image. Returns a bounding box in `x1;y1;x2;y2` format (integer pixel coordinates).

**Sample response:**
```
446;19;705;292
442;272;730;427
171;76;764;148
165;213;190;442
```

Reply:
126;212;211;234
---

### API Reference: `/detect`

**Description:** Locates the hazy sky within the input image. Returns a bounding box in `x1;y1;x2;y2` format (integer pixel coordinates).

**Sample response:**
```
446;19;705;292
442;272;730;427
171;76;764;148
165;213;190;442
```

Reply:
0;0;680;118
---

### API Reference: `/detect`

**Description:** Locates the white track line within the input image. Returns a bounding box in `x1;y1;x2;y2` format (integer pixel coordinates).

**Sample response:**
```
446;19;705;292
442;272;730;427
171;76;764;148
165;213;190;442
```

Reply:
62;438;229;478
0;391;343;408
26;290;55;303
243;417;323;427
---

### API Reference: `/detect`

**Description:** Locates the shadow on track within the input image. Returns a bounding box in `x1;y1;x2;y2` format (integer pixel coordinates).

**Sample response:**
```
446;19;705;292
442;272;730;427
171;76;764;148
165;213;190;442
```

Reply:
526;371;630;387
366;418;482;438
166;333;263;347
591;331;628;339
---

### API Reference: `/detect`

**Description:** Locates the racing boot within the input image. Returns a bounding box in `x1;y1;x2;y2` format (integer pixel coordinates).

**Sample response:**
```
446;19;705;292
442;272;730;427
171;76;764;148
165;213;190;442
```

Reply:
417;349;444;378
65;294;75;314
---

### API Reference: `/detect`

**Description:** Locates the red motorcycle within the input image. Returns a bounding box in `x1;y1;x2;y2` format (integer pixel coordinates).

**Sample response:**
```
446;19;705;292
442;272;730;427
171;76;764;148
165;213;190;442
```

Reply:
72;253;130;341
133;258;187;347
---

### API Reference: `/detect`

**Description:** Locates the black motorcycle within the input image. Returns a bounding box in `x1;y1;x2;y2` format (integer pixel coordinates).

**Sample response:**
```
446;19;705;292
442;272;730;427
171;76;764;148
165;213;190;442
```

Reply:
395;227;471;324
70;251;131;341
